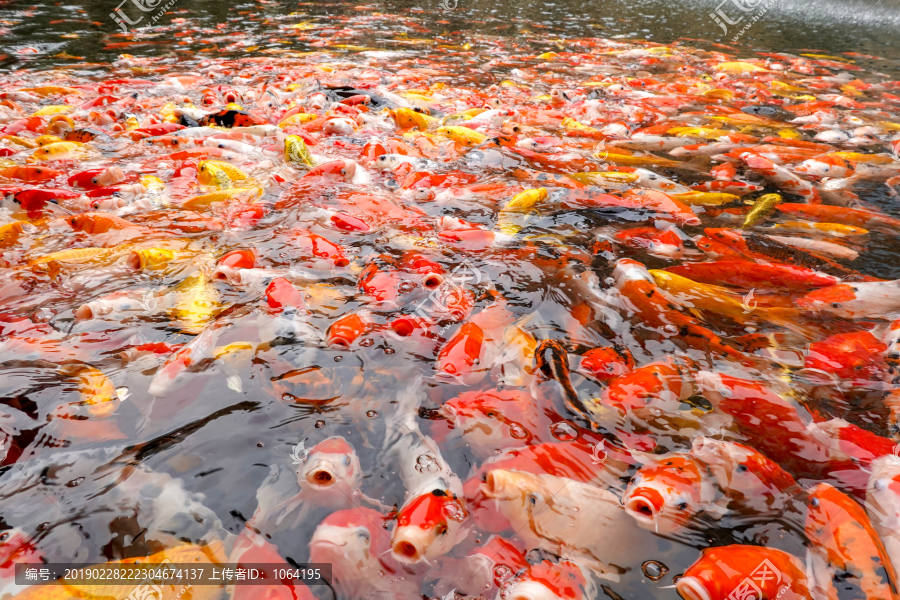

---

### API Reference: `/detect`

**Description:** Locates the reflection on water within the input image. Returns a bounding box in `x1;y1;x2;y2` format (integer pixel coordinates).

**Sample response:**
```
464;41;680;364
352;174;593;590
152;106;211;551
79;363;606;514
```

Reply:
0;1;899;600
1;0;899;72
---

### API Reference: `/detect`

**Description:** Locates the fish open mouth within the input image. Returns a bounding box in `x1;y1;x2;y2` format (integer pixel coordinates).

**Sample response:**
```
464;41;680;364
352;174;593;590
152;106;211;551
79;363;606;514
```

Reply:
623;488;664;524
74;304;95;320
423;272;444;289
306;464;337;487
390;526;430;564
675;576;712;600
481;469;517;501
505;581;558;600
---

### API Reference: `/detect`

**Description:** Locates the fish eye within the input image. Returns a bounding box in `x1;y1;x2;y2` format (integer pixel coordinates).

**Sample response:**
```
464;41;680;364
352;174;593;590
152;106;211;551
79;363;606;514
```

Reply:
486;411;495;417
0;533;7;542
528;494;538;506
343;456;351;466
91;177;99;185
437;524;449;535
736;464;748;473
810;497;820;508
356;530;370;543
340;169;346;175
676;501;689;511
831;302;842;308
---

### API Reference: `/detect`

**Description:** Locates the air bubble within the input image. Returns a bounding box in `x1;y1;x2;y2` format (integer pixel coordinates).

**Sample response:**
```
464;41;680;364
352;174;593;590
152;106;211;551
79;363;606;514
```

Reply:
415;454;439;473
642;560;669;581
509;423;528;439
549;421;577;441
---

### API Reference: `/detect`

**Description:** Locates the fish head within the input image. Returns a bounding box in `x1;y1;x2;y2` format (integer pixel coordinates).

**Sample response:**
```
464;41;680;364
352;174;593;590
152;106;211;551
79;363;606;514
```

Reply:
434;322;486;385
212;249;257;283
400;251;444;289
462;536;526;591
439;389;536;448
147;346;196;396
505;561;586;600
297;436;361;492
264;278;307;313
867;454;900;517
308;159;355;182
622;455;707;534
126;248;175;271
309;507;390;567
0;527;35;565
480;469;553;517
323;117;357;136
612;258;654;287
795;284;857;314
326;312;370;348
691;437;796;501
804;331;888;380
391;489;467;563
703;227;742;248
804;482;860;540
793;159;831;176
372;154;404;171
600;359;684;418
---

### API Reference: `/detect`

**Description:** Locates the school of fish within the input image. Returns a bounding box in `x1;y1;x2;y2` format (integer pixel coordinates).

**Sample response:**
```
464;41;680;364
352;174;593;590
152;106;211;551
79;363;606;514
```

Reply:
2;9;900;600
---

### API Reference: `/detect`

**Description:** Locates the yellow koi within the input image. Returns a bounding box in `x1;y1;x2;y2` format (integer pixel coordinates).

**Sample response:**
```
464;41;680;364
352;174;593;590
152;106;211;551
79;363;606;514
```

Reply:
742;193;783;228
169;271;221;334
284;134;314;167
435;125;486;146
506;187;548;209
671;191;742;206
771;221;869;237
